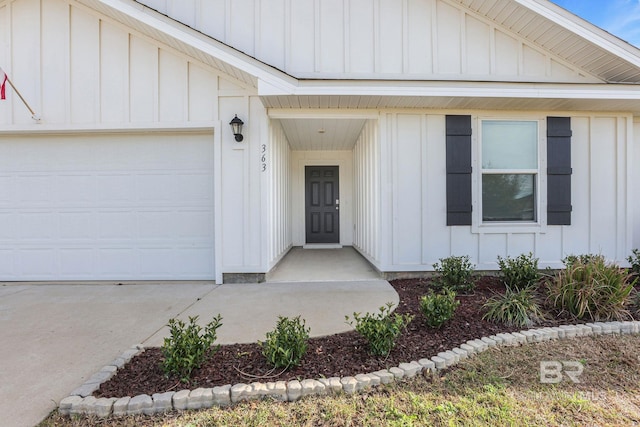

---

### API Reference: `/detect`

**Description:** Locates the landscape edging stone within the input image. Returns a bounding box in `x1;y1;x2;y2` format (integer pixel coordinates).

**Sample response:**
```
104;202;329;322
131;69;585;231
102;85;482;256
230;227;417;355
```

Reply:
59;321;640;418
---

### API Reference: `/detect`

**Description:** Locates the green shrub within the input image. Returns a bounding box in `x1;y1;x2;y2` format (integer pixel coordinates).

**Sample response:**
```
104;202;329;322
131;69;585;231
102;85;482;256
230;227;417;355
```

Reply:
433;255;475;294
497;253;540;291
260;316;310;369
162;315;222;382
627;249;640;276
563;253;605;267
631;290;640;319
482;287;544;327
420;290;460;328
546;257;636;321
346;302;414;357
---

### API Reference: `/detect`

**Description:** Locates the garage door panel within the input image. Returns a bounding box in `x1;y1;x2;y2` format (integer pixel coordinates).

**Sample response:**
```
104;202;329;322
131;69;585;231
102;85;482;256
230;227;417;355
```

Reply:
97;248;137;276
174;174;214;202
0;133;215;281
60;249;96;276
98;211;137;239
0;213;18;239
137;174;179;201
96;174;137;202
0;250;15;278
20;213;57;240
17;175;53;203
173;247;215;277
56;175;98;204
58;212;96;240
137;211;175;239
0;176;13;201
140;248;180;276
174;210;214;239
17;249;57;277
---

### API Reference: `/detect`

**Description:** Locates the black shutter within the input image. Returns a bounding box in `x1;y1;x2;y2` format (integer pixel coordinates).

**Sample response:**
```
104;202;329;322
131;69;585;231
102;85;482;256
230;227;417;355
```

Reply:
446;115;472;226
547;117;572;225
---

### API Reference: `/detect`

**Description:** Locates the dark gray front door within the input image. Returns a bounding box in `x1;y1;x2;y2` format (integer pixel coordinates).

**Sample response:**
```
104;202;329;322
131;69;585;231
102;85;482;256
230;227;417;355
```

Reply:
305;166;339;244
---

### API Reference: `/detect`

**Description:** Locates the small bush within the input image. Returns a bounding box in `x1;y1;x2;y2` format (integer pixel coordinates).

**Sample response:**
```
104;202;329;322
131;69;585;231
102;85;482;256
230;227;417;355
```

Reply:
482;287;544;327
627;249;640;276
260;316;310;369
497;253;540;291
346;302;414;357
162;315;222;382
420;290;460;328
563;253;605;267
433;255;475;294
631;290;640;319
546;257;636;321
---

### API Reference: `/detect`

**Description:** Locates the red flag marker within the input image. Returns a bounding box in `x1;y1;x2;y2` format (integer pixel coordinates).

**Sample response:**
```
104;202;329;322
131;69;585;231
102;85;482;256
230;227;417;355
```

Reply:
0;67;7;100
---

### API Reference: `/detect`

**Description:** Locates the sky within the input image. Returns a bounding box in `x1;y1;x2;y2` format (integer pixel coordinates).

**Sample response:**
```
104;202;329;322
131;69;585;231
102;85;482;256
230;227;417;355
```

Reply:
550;0;640;47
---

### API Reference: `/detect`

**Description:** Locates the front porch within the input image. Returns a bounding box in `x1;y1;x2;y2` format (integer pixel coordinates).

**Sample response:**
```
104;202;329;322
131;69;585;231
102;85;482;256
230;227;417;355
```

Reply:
266;246;381;282
262;113;382;284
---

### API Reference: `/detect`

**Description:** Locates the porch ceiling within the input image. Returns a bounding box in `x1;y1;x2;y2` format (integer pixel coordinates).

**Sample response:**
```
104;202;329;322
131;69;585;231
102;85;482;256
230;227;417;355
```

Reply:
277;118;367;151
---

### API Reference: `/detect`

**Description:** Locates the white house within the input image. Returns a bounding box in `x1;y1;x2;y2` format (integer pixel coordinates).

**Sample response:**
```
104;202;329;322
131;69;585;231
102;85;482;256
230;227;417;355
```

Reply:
0;0;639;283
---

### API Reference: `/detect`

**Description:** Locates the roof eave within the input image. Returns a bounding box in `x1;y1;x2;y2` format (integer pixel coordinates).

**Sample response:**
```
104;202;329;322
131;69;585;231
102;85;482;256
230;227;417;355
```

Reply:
82;0;298;89
521;0;640;70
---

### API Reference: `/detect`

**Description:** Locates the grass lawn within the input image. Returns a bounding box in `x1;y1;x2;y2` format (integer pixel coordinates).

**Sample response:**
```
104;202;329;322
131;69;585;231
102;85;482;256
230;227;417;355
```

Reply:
40;334;640;426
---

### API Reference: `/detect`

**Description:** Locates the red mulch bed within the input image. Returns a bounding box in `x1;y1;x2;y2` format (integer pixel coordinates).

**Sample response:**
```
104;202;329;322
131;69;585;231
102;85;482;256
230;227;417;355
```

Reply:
95;276;570;398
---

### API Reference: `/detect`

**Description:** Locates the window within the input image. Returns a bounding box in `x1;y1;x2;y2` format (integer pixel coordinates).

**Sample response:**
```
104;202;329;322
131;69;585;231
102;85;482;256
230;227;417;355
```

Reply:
480;120;539;223
445;115;571;228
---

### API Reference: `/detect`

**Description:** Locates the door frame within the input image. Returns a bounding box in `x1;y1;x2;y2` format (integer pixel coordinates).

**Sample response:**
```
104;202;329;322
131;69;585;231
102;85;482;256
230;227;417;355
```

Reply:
291;153;354;246
305;165;340;244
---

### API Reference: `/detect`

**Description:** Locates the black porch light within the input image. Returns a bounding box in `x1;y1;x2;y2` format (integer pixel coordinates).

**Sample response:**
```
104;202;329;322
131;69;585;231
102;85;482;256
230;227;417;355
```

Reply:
229;115;244;142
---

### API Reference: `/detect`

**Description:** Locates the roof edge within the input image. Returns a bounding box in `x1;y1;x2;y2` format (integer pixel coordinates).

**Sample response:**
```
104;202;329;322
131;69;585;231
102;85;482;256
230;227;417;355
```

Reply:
92;0;299;90
266;80;640;100
93;0;640;95
521;0;640;68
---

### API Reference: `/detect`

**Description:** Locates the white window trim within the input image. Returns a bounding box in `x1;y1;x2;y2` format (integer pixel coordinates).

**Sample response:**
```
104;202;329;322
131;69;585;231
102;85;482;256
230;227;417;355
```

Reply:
471;116;548;234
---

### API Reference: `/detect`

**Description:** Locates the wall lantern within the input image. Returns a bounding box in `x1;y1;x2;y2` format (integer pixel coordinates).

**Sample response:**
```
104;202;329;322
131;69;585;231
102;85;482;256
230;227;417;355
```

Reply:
229;115;244;142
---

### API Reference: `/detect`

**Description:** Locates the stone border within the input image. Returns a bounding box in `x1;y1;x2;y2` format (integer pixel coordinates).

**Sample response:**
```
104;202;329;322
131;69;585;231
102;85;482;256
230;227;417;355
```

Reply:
59;321;640;417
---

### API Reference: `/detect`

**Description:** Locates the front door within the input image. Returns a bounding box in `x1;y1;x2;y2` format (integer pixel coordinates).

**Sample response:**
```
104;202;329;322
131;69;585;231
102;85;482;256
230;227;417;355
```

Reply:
305;166;340;244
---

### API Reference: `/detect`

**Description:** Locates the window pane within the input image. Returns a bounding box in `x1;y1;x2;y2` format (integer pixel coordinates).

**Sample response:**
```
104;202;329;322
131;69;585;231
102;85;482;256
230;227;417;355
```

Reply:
482;174;536;221
482;121;537;169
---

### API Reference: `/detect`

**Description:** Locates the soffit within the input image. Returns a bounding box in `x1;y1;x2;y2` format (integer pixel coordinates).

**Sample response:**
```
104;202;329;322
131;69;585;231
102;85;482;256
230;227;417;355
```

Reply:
453;0;640;83
263;95;640;116
277;118;367;151
262;80;640;115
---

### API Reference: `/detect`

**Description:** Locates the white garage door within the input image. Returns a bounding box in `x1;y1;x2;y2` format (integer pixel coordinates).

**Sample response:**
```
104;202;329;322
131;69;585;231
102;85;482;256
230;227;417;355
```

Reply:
0;132;215;281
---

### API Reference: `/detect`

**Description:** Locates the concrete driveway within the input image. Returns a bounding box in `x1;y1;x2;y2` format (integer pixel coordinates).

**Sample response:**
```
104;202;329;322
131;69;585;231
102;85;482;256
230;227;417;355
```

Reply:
0;280;397;427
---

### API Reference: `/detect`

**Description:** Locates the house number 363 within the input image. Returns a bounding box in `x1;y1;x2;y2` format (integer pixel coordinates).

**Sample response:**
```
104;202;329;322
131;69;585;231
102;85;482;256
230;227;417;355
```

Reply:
261;144;267;172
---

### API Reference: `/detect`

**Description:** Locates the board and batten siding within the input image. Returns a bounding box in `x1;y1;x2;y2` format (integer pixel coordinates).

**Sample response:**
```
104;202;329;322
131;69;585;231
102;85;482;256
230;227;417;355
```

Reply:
353;119;381;265
0;0;276;280
136;0;600;83
267;120;293;269
378;112;633;271
0;0;254;127
635;120;640;251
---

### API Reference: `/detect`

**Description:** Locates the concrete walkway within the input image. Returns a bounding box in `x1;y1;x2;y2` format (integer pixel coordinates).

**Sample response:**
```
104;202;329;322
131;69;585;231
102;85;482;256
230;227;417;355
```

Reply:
0;279;397;427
